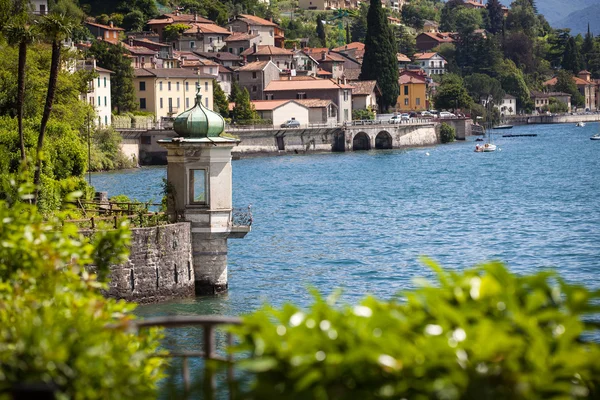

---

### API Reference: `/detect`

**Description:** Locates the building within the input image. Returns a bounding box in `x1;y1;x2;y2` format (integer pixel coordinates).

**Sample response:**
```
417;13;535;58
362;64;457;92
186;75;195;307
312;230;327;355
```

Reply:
241;45;294;70
248;100;311;127
397;70;427;111
397;53;411;69
415;32;454;52
194;52;244;68
349;80;380;112
122;43;157;69
530;91;572;113
332;42;365;62
543;70;597;111
227;15;284;47
412;52;447;76
173;23;231;53
128;37;172;59
263;78;353;123
237;60;281;101
30;0;48;15
292;50;319;77
133;68;215;119
147;11;214;39
85;21;125;45
296;99;338;125
311;51;346;80
423;20;439;33
387;17;402;27
463;0;486;9
77;59;113;127
225;32;261;56
495;94;517;116
217;65;234;97
298;0;359;10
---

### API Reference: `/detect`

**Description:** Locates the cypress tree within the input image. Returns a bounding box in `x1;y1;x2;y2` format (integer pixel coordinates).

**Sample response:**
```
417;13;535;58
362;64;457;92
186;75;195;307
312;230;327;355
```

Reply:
360;0;399;111
562;36;584;74
232;88;258;122
212;80;229;118
582;23;594;68
486;0;504;35
316;16;326;47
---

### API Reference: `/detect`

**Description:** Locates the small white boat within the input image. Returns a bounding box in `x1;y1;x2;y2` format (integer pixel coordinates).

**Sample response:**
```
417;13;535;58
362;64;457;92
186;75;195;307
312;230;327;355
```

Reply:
493;124;513;130
475;143;497;152
591;134;600;140
576;122;586;127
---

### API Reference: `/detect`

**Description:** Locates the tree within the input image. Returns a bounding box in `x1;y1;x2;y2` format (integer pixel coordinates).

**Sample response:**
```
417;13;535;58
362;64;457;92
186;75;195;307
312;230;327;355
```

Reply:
394;25;417;58
464;73;505;104
561;36;584;74
434;79;473;111
581;23;594;69
232;88;258;122
360;0;399;112
316;15;326;47
440;122;455;143
440;0;464;32
4;22;36;163
497;59;532;112
229;80;241;103
163;23;190;42
213;80;229;118
34;13;74;203
350;2;368;43
454;8;485;75
122;10;145;32
486;0;504;35
88;41;138;113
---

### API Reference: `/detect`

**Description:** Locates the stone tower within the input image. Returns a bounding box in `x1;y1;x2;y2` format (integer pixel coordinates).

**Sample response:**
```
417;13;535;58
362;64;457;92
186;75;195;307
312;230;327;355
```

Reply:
159;91;251;295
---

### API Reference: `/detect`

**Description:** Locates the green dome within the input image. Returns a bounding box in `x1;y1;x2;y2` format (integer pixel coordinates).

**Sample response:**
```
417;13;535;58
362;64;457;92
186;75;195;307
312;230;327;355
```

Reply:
173;90;225;138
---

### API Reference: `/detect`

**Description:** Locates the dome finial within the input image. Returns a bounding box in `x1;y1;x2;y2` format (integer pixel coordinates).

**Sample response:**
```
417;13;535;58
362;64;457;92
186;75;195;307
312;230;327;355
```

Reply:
196;87;202;106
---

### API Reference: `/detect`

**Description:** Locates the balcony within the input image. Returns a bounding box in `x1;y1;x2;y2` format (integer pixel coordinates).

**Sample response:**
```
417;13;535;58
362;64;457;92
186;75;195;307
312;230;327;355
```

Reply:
230;206;252;238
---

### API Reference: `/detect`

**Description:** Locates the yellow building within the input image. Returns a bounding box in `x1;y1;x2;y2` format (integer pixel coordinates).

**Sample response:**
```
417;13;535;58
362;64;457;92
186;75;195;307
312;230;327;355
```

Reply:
396;71;427;112
133;68;215;119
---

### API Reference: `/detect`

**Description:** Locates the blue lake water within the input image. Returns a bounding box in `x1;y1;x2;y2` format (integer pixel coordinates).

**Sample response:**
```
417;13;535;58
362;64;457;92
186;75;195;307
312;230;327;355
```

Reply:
92;122;600;317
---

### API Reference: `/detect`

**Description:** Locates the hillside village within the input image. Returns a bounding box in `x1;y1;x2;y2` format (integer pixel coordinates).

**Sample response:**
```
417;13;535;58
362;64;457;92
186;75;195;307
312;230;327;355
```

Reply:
13;0;600;130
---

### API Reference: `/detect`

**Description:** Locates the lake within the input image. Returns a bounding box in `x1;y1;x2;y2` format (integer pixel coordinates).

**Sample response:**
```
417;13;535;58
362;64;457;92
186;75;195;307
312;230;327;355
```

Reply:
92;122;600;318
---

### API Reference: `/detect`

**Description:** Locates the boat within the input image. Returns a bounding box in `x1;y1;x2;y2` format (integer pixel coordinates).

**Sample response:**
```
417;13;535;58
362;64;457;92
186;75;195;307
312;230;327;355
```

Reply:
591;134;600;140
475;143;497;152
475;138;484;142
576;122;586;127
492;124;513;129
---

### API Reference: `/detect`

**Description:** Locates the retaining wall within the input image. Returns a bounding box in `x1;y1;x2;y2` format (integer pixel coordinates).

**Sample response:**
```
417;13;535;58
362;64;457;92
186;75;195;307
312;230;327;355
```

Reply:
86;222;195;304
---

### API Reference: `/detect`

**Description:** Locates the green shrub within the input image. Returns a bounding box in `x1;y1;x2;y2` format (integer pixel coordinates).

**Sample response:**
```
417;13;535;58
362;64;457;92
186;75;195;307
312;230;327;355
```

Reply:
440;122;456;143
0;186;166;398
353;108;375;120
230;259;600;399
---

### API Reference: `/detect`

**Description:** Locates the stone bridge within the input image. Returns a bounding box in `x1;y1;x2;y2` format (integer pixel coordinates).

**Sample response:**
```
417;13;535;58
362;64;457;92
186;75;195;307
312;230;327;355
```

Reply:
233;121;438;155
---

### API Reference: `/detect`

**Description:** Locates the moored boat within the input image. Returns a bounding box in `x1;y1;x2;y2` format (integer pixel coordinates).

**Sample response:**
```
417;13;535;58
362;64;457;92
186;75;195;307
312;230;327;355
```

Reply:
576;122;586;127
591;134;600;140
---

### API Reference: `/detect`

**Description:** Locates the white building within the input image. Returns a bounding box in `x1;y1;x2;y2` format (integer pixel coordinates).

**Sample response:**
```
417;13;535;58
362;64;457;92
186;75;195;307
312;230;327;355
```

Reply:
77;60;113;127
30;0;48;15
413;52;447;76
495;94;517;116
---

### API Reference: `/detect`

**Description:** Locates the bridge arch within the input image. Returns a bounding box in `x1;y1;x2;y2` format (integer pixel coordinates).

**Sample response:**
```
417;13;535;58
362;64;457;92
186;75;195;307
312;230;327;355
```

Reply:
352;132;371;151
375;131;393;149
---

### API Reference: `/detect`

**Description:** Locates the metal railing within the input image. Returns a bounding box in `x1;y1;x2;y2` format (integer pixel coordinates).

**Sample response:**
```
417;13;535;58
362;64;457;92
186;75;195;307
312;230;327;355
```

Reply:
232;206;253;227
116;316;242;399
62;200;166;229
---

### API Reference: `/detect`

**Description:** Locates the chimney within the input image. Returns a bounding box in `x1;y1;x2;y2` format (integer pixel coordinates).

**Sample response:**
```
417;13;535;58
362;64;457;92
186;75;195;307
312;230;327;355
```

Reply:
194;13;197;22
109;21;113;28
321;51;326;61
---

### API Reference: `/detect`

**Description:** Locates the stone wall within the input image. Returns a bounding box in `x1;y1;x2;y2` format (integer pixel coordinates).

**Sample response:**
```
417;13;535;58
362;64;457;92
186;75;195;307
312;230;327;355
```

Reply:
87;222;195;304
506;114;600;126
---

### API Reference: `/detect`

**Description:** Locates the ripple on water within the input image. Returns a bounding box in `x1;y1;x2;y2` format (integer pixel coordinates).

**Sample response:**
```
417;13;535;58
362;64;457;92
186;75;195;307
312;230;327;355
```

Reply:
91;123;600;317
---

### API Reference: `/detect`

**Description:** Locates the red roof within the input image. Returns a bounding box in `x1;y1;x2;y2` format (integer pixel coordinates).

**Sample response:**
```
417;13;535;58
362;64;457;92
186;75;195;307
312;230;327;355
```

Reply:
241;45;293;57
236;14;278;27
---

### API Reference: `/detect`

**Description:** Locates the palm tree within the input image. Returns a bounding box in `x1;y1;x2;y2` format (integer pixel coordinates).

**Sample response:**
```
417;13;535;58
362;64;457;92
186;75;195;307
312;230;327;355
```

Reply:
5;23;37;164
33;13;74;203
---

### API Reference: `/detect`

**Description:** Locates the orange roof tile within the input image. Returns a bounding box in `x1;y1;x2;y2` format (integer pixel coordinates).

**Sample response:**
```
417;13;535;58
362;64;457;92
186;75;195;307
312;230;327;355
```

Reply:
225;32;259;42
241;45;293;56
333;42;365;52
413;52;439;60
265;79;351;91
237;14;278;27
238;61;272;71
295;99;335;108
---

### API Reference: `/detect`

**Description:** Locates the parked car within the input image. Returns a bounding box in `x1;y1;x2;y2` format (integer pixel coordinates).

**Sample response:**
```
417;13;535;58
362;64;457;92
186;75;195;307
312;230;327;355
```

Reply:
439;111;456;119
409;112;419;118
421;111;433;117
281;118;300;128
401;113;410;120
389;115;402;124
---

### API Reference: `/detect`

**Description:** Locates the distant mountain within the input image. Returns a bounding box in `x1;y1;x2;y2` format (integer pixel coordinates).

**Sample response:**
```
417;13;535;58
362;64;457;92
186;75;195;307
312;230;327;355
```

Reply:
495;0;599;34
555;5;600;36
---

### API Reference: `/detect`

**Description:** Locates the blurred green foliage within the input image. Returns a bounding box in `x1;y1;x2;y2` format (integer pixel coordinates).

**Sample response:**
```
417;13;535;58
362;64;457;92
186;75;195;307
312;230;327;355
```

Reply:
0;185;166;398
230;259;600;399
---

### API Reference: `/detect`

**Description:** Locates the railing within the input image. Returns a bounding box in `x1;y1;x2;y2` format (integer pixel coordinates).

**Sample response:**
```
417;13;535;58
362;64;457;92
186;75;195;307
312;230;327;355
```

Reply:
232;206;253;227
349;118;434;126
113;316;242;399
62;200;166;229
